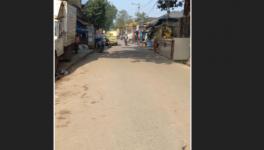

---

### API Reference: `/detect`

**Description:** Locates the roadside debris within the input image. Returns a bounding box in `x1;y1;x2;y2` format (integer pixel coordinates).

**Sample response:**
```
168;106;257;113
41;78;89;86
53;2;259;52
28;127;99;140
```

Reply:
56;68;69;80
59;69;69;75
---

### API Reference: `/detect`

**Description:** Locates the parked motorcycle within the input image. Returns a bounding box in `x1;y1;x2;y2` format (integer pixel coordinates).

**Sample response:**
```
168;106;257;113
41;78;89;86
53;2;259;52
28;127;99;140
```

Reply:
96;37;105;53
104;37;111;47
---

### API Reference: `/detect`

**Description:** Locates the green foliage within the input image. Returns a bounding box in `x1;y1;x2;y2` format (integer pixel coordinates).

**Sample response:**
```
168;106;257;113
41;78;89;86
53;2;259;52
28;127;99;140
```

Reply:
157;0;183;12
135;12;148;24
84;0;117;30
114;10;132;29
105;3;118;30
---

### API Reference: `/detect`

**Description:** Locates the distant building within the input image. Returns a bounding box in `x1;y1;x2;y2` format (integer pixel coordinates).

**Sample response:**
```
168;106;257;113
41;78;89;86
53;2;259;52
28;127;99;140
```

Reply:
147;11;190;61
147;11;190;39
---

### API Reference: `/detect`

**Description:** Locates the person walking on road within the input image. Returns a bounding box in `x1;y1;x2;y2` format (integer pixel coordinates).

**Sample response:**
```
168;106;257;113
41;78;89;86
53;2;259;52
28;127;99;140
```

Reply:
124;34;128;46
153;38;159;53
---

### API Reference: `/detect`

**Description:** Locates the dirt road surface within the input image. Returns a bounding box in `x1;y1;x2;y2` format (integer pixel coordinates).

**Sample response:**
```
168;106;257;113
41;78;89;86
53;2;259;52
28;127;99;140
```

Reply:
55;42;190;150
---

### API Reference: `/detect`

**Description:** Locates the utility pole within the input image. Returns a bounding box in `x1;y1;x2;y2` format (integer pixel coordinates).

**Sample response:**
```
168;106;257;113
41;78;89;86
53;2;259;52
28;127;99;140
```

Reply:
132;2;140;15
132;2;142;25
166;0;170;26
131;2;141;46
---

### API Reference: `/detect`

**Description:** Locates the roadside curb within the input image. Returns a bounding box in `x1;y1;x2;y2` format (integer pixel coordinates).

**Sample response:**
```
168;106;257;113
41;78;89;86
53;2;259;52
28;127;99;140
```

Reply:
55;49;95;81
145;47;190;66
64;50;95;71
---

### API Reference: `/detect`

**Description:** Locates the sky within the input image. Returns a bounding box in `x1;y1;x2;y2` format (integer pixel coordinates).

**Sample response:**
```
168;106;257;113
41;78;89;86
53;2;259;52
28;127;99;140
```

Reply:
81;0;183;18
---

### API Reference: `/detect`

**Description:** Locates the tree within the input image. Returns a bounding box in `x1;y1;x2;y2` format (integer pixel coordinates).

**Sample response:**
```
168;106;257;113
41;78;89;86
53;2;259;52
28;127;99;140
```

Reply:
114;10;132;29
105;3;118;30
156;0;190;37
183;0;190;16
135;12;148;24
157;0;183;13
84;0;117;30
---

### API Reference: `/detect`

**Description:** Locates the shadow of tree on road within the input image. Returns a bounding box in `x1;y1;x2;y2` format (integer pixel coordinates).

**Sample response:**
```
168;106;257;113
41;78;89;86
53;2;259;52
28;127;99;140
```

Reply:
58;46;174;81
100;46;173;64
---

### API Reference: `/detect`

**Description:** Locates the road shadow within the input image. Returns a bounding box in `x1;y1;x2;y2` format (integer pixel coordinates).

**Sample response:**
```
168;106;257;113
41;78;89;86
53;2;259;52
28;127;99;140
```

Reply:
58;46;174;80
100;47;173;65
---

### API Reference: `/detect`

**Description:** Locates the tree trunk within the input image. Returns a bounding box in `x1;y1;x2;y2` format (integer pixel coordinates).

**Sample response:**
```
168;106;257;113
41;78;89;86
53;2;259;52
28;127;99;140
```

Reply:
184;0;190;17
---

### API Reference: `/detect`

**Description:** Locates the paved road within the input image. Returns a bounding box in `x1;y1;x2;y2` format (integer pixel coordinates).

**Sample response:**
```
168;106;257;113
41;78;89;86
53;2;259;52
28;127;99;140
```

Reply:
55;42;190;150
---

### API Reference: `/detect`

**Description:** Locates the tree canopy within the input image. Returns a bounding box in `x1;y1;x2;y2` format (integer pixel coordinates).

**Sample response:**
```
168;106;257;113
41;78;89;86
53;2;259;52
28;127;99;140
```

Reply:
84;0;117;30
105;3;118;30
157;0;183;12
114;10;132;29
157;0;189;16
135;12;149;24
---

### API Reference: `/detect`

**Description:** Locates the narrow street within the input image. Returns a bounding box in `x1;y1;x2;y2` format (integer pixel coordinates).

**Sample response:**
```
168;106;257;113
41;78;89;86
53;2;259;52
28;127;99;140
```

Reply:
55;41;190;150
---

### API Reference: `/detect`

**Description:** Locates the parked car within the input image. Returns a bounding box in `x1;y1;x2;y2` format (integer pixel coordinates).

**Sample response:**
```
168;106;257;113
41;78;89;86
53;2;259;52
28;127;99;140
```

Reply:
106;31;118;46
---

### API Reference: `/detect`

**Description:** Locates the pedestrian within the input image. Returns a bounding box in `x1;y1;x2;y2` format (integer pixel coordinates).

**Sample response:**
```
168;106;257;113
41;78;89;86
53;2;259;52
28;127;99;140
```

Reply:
95;32;101;50
74;34;80;54
124;34;128;46
153;38;159;53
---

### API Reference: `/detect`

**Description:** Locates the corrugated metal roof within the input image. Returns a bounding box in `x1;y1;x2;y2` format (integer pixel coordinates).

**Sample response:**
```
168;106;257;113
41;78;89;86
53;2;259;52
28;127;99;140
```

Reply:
146;11;183;28
159;11;184;20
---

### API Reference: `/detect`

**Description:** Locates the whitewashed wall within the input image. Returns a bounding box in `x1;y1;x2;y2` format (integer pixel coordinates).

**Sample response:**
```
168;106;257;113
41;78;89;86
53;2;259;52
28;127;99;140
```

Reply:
54;0;61;18
172;38;190;61
64;3;77;47
55;38;64;56
158;40;173;59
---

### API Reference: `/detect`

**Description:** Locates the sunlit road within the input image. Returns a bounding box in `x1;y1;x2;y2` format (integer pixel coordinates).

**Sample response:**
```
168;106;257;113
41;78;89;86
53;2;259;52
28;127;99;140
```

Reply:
55;42;190;150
